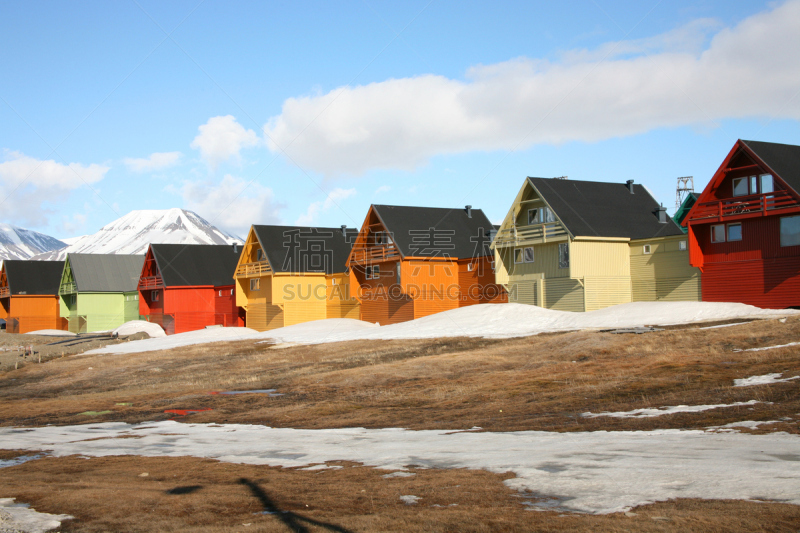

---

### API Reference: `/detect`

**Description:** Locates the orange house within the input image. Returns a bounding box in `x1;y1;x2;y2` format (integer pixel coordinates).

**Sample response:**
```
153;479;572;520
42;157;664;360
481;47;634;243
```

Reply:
0;260;65;333
347;204;506;325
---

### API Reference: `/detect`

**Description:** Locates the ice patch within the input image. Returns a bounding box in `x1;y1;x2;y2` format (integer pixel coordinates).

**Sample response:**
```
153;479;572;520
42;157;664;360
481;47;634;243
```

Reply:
2;421;799;515
582;400;762;418
734;373;800;387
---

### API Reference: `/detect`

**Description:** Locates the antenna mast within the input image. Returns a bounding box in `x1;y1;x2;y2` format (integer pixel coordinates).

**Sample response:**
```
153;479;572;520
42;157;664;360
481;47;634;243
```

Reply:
675;176;694;212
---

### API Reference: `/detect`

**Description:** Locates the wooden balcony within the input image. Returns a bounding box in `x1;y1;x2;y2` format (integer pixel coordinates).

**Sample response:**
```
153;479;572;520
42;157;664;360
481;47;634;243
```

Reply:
349;244;401;265
493;222;569;248
235;261;271;278
138;276;164;290
0;286;9;298
687;191;800;223
59;282;77;295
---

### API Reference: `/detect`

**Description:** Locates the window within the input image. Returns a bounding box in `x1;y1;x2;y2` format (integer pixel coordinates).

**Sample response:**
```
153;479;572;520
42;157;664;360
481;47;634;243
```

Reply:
750;176;758;194
467;263;473;272
250;278;260;291
230;289;234;296
780;215;800;247
711;224;726;243
643;244;652;254
331;278;337;285
374;231;393;245
396;265;401;285
256;248;265;261
365;266;373;279
523;247;534;263
151;290;159;301
528;207;555;225
514;249;524;263
558;243;569;268
760;174;774;194
372;265;380;279
727;223;742;241
732;177;749;197
679;240;687;251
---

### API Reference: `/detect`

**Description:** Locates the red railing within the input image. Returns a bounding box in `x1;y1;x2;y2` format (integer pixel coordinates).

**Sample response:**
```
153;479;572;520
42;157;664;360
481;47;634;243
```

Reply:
0;286;9;298
138;276;164;290
349;245;401;265
688;191;799;222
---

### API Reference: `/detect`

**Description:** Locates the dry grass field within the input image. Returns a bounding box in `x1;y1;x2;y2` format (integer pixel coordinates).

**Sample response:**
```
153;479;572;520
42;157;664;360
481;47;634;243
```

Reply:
0;316;799;531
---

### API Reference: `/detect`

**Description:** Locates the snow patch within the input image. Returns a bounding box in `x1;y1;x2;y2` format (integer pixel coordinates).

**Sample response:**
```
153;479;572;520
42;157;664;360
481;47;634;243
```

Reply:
737;342;800;352
734;373;800;387
2;421;799;515
24;330;76;337
0;497;72;533
85;327;258;355
399;495;420;505
582;400;763;418
113;320;166;338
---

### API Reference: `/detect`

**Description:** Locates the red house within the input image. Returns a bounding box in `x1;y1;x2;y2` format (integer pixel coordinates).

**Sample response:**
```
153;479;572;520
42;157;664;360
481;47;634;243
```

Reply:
683;139;800;308
139;244;244;334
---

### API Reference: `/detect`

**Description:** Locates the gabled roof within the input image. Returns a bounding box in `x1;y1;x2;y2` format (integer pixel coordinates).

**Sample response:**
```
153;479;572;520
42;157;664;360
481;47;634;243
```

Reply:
527;178;684;240
252;225;357;274
67;254;144;293
2;260;63;295
150;244;239;287
371;204;494;258
673;192;698;232
741;140;800;194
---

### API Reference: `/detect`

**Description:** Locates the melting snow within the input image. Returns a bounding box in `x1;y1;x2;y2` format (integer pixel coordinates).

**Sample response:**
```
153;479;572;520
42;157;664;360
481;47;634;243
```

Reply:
112;320;166;338
85;327;258;355
0;498;72;533
582;400;763;418
1;421;799;514
399;495;420;505
87;301;797;355
737;342;800;352
734;373;800;387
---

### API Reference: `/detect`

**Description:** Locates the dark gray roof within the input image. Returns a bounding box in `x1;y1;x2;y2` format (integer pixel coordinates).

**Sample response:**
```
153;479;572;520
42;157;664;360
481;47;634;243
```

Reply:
372;204;495;258
150;244;239;287
67;254;145;293
252;225;357;274
527;178;684;240
2;260;62;295
741;140;800;194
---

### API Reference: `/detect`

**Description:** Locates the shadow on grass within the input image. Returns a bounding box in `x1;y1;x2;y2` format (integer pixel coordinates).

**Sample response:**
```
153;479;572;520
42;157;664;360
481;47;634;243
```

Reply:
239;477;353;533
165;485;203;495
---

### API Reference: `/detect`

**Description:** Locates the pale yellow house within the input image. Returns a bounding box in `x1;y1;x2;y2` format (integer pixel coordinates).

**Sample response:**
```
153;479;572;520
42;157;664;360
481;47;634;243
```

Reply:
492;177;700;312
234;225;360;331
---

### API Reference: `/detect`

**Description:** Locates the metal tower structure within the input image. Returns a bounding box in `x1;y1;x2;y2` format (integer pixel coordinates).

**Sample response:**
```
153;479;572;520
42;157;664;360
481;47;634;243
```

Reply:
675;176;694;212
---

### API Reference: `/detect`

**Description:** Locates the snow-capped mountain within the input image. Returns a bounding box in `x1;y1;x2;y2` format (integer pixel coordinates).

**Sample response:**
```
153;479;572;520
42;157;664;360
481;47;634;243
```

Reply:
0;223;67;260
31;208;242;260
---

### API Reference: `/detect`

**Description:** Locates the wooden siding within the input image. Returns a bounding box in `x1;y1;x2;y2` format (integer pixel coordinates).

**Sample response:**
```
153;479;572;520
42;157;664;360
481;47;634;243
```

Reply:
405;260;459;319
5;295;63;333
493;249;510;286
583;277;631;311
456;256;507;306
630;237;700;302
544;278;584;312
326;273;360;319
509;280;540;306
701;257;800;308
503;242;569;280
246;302;285;331
571;241;631;278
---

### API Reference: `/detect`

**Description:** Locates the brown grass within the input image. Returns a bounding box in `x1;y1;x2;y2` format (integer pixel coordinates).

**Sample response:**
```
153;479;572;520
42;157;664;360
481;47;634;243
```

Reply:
1;454;798;532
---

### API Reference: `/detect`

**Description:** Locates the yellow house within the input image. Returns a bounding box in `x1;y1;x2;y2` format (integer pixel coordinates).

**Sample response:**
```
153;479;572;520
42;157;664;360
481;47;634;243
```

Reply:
234;225;360;331
492;177;700;312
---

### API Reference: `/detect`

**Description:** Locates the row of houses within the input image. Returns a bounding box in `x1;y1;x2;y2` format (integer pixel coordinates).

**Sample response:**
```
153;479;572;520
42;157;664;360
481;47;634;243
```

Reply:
1;139;799;334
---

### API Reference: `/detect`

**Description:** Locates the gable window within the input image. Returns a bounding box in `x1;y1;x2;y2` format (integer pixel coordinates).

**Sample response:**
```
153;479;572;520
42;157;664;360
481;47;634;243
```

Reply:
760;174;774;194
256;248;265;261
732;178;749;197
151;290;159;302
711;224;726;243
780;215;800;247
528;207;555;225
679;240;687;251
727;223;742;242
558;243;569;268
643;244;652;254
250;278;260;291
374;231;393;245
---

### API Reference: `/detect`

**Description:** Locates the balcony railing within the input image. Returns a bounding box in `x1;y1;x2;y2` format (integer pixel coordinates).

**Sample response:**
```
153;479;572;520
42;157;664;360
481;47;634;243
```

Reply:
138;276;164;290
349;244;401;264
687;191;799;222
59;282;77;295
493;222;569;247
0;286;9;298
235;261;271;278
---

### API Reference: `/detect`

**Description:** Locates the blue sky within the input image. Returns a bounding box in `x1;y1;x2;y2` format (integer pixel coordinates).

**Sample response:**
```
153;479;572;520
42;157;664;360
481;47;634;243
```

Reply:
1;0;799;239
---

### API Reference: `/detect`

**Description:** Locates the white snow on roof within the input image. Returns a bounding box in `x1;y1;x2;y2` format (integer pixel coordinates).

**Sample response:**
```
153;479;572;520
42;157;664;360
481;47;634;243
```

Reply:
85;301;797;355
582;399;762;418
734;373;800;387
2;421;798;515
0;497;72;533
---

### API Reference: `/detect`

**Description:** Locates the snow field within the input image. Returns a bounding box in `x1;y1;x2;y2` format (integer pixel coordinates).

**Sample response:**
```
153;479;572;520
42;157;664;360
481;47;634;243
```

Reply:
86;301;797;355
2;421;799;515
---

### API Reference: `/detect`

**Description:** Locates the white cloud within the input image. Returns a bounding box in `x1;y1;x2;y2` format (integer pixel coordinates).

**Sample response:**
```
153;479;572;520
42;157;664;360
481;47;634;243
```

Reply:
374;185;391;195
264;1;800;176
191;115;260;168
0;151;109;227
296;188;357;225
123;151;182;173
181;174;283;236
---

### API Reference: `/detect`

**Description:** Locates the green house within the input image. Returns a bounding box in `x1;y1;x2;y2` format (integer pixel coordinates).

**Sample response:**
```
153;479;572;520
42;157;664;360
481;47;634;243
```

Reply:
59;254;145;333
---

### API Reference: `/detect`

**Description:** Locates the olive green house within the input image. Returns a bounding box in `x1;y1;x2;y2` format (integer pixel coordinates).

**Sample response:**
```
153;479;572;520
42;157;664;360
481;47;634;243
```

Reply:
59;254;145;333
492;177;700;312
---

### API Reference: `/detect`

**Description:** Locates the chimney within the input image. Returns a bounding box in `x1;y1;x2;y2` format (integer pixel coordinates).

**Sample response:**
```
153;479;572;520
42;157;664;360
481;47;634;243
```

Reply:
341;224;347;234
626;180;635;193
233;243;239;254
487;227;498;242
465;205;472;218
656;204;667;224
